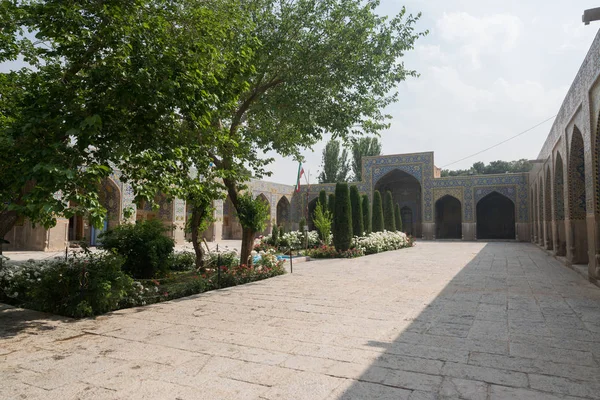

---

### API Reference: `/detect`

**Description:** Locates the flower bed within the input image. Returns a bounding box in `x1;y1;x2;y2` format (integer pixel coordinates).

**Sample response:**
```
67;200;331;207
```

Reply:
256;229;415;260
353;230;414;255
0;248;285;318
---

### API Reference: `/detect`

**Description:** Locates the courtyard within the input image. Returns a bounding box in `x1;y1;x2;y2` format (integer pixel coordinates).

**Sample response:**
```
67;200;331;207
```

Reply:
2;242;600;400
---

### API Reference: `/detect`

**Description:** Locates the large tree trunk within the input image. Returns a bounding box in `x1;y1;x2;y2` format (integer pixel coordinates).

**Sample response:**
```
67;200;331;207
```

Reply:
189;206;206;271
240;226;256;267
222;177;256;267
0;211;18;251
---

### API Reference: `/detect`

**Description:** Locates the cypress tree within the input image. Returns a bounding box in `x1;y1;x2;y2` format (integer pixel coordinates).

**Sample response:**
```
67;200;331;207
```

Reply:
384;190;396;231
372;190;384;232
328;193;335;229
319;190;328;211
362;194;371;234
395;203;402;232
333;183;352;251
349;185;364;237
272;225;279;246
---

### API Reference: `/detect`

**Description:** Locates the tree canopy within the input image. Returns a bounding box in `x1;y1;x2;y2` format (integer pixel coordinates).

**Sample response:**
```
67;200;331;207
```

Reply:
318;140;351;183
351;137;382;181
0;0;252;239
441;159;532;177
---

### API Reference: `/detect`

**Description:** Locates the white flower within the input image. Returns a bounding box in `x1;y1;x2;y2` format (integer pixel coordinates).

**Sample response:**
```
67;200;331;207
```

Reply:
12;292;18;297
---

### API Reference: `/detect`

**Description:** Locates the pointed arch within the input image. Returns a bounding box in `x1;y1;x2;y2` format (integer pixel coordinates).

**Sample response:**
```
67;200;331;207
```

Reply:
476;191;515;240
276;196;291;231
568;126;588;263
554;151;566;255
256;193;272;236
544;165;553;250
538;179;543;245
374;169;422;237
435;195;462;239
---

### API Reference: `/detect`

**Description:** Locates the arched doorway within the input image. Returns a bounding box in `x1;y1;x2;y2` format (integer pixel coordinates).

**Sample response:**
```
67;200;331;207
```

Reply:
538;180;544;245
91;177;121;245
435;195;462;239
554;152;566;256
374;169;422;237
276;196;291;231
222;195;242;240
568;127;588;264
256;194;272;236
530;187;536;242
544;166;553;250
476;192;515;240
401;206;414;236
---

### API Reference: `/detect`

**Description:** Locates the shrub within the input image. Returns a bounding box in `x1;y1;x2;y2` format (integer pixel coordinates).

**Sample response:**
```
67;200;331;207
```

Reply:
350;185;364;237
372;190;384;232
168;251;196;271
319;190;328;212
313;202;333;245
395;203;403;232
362;194;371;234
384;190;396;232
352;230;413;255
333;183;352;251
299;217;306;233
307;245;338;258
0;253;139;318
328;193;335;226
99;219;174;279
338;247;365;258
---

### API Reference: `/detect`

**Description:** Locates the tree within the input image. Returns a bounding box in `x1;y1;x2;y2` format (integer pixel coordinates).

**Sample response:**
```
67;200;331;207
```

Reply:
384;191;396;231
372;191;384;232
441;159;533;177
362;194;371;234
352;137;382;181
0;0;249;246
189;0;424;265
395;203;402;232
319;191;328;212
318;140;351;183
235;193;270;265
333;183;353;252
328;193;336;231
313;202;332;246
315;190;329;241
350;186;364;237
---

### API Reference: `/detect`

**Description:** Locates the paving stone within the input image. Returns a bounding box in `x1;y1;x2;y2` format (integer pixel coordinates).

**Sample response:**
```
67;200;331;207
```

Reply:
3;242;600;399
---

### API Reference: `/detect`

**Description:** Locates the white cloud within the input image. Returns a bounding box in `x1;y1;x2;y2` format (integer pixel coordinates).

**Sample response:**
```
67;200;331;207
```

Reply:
436;12;523;69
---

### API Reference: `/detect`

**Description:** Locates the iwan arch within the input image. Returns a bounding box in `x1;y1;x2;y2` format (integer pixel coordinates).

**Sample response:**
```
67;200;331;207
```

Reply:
7;29;600;285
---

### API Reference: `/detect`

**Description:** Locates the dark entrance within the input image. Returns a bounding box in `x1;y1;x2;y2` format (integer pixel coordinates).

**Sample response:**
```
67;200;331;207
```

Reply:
476;192;515;239
401;206;414;236
435;196;462;239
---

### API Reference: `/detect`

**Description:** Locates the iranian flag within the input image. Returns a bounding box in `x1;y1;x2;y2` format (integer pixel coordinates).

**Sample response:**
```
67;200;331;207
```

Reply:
295;163;305;192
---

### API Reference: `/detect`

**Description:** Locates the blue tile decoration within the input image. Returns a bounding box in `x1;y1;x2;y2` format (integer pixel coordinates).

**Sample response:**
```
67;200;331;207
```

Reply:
300;152;529;224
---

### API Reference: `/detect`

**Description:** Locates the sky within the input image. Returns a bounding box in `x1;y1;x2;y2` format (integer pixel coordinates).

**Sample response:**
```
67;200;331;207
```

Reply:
3;2;599;187
264;0;600;185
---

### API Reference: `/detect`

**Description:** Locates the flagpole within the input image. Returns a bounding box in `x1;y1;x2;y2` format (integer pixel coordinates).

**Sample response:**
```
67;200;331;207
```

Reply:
305;170;310;224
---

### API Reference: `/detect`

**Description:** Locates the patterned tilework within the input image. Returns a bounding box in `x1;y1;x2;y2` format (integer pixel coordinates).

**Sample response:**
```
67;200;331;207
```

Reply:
174;199;186;223
433;188;463;205
544;168;552;221
596;111;600;215
300;152;529;224
99;178;121;227
569;128;587;220
538;180;543;226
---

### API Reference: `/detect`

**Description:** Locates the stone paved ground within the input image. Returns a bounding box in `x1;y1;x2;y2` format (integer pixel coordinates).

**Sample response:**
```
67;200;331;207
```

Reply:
2;242;600;400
